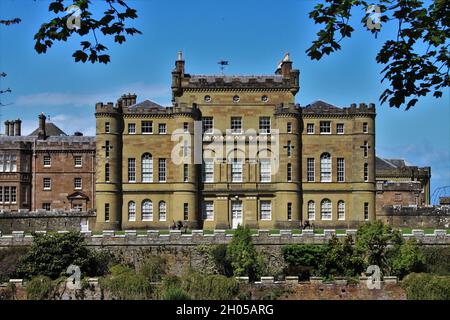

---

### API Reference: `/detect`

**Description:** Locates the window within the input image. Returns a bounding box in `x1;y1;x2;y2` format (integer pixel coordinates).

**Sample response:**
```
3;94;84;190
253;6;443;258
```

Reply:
74;156;82;167
259;117;271;134
183;122;189;133
287;163;292;182
363;141;369;158
128;201;136;221
105;141;110;157
203;159;214;182
105;122;110;133
364;202;369;220
105;203;110;222
338;201;345;220
231;159;243;182
128;123;136;134
11;156;16;172
142;121;153;134
394;193;402;201
231;117;242;133
307;123;314;134
10;187;16;203
42;203;51;211
183;203;189;221
74;178;82;190
105;163;110;182
158;159;166;182
286;141;293;157
261;95;269;102
364;163;369;182
321;199;332;220
260;159;271;182
202;117;213;134
363;122;368;133
159;201;167;221
0;187;2;203
73;204;82;212
308;201;315;220
337;158;345;182
320;153;332;182
184;164;189;182
260;201;272;220
43;178;51;190
43;155;51;167
3;187;9;203
128;158;136;182
204;201;214;221
337;123;344;134
307;158;315;182
204;95;211;103
0;155;3;172
142;200;153;221
159;123;167;134
287;122;292;133
142;153;153;182
320;121;331;134
287;203;292;221
232;95;240;103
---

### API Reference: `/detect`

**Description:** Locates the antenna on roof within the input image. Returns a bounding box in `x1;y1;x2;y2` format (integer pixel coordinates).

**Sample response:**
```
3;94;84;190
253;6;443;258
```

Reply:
218;60;229;75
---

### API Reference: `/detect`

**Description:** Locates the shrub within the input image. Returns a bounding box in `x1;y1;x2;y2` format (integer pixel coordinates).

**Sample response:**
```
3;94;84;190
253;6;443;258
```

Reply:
138;255;166;282
163;287;191;300
0;247;28;283
387;239;425;279
211;244;233;277
281;244;326;280
401;273;450;300
16;232;111;280
420;246;450;275
26;276;55;300
181;271;239;300
226;225;260;281
100;265;151;300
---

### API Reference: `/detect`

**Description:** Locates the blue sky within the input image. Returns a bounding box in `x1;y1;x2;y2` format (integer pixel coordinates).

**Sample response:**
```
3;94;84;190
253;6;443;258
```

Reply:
0;0;449;202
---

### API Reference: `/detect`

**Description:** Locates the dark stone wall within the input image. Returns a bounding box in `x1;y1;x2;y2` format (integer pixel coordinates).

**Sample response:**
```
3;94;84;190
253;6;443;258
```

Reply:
378;206;450;228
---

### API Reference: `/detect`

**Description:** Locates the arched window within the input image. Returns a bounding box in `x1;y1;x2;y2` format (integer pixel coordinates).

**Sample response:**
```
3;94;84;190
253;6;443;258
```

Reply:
142;153;153;182
338;201;345;220
142;200;153;221
128;201;136;221
159;201;166;221
321;199;332;220
307;201;315;221
320;153;332;182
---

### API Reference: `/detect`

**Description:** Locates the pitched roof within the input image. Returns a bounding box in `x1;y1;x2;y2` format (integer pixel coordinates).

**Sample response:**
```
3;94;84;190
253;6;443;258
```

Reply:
28;122;67;137
128;100;163;109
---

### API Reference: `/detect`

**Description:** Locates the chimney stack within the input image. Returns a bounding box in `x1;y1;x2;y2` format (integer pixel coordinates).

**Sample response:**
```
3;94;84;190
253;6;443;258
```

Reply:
38;113;47;140
280;53;292;78
120;93;137;107
14;119;21;136
175;51;185;75
4;120;10;136
8;121;15;136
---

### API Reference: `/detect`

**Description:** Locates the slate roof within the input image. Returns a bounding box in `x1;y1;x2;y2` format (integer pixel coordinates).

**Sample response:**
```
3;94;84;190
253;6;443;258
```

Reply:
302;100;376;115
28;122;67;137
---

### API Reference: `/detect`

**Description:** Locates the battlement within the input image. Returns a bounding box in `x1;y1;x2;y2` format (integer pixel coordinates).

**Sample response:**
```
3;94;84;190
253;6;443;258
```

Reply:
0;229;448;247
95;101;121;114
302;100;376;117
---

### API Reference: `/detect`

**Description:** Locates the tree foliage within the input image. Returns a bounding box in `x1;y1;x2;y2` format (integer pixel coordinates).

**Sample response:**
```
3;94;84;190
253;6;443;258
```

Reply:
16;232;111;279
179;271;239;300
401;273;450;300
34;0;142;64
100;264;151;300
281;244;326;279
307;0;449;109
25;276;56;300
387;238;426;279
226;225;260;281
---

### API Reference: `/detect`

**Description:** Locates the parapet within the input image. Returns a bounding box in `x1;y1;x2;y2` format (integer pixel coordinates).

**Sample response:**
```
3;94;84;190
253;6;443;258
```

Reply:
302;100;376;117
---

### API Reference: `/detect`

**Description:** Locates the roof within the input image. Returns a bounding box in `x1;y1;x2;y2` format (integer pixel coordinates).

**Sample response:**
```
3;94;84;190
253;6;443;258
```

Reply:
28;122;67;137
128;100;164;110
302;100;376;115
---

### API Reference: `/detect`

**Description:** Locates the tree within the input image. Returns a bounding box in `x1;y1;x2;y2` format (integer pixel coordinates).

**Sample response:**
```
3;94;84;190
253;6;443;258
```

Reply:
307;0;449;109
33;0;142;64
226;225;260;281
319;235;366;279
100;264;151;300
401;273;450;300
281;244;326;279
355;220;402;272
16;232;110;279
387;238;425;279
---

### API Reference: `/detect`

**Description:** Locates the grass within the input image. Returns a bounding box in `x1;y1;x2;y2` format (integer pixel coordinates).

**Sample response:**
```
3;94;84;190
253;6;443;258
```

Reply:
400;227;412;234
335;229;346;235
313;228;324;234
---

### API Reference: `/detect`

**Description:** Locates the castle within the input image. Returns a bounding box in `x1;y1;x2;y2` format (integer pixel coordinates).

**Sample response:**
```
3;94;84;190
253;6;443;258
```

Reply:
0;53;432;231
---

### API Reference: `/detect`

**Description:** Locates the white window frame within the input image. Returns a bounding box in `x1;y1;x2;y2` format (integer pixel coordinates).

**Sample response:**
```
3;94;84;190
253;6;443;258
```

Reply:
183;203;189;221
260;200;272;221
204;201;214;221
158;123;167;134
287;163;292;182
320;153;332;182
104;203;110;222
307;158;315;182
158;158;166;182
337;158;345;182
43;155;51;167
3;187;9;203
203;159;214;183
128;201;136;221
287;122;292;133
321;199;332;220
42;203;51;211
259;117;271;134
307;201;315;221
142;121;153;134
338;201;345;220
336;123;344;134
184;164;189;182
202;117;213;134
43;178;51;190
319;121;331;134
128;158;136;183
230;117;242;134
306;123;314;134
364;163;369;182
74;177;82;190
11;186;16;204
74;156;82;167
159;201;167;221
363;122;368;133
260;159;271;183
142;200;153;221
287;202;292;221
364;202;369;221
142;153;153;183
231;159;243;182
128;123;136;134
105;122;110;133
